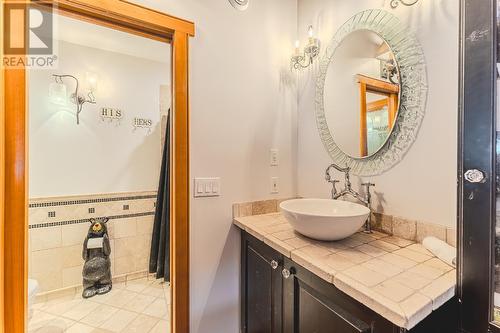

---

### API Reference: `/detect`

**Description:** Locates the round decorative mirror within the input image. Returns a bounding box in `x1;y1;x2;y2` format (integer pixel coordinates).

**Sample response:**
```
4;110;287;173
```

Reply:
316;9;427;176
228;0;249;11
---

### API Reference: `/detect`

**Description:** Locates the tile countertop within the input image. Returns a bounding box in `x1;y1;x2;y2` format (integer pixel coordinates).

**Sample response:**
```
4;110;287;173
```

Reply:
234;213;456;330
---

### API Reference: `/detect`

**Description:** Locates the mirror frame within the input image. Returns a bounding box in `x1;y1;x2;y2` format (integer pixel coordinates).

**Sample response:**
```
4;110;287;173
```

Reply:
316;9;427;176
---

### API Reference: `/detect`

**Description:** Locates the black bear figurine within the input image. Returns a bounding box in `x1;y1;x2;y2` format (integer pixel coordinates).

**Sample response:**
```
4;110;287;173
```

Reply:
82;218;112;299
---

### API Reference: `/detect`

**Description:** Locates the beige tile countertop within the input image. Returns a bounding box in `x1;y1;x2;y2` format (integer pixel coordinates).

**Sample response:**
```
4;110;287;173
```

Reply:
234;213;456;330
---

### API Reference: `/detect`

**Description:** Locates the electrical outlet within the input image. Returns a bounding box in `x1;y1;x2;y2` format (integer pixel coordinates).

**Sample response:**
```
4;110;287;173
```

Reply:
271;177;279;194
270;149;279;166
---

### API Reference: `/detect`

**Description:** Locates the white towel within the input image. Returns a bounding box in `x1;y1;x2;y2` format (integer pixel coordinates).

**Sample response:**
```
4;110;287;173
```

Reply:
422;237;456;267
87;237;104;249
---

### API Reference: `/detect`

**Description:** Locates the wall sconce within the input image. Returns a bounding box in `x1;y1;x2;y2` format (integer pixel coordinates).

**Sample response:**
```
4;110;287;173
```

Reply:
291;26;321;71
49;81;68;106
390;0;420;8
50;73;97;124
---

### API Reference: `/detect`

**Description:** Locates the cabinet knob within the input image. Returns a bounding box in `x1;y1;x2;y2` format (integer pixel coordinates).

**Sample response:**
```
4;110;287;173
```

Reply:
282;268;291;279
270;260;279;270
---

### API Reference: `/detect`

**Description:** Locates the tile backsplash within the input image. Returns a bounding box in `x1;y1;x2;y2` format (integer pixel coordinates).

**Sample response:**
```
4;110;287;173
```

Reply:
233;199;456;248
29;191;157;295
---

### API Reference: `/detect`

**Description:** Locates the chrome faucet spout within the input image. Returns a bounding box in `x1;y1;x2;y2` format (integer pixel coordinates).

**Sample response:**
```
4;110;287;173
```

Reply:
325;163;375;233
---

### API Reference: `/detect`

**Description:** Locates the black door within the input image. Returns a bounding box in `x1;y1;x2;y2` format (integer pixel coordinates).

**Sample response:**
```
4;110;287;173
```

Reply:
459;0;498;332
241;232;283;333
282;258;399;333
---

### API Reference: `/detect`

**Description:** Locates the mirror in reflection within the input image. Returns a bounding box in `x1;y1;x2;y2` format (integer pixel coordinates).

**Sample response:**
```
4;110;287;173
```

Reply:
324;30;400;158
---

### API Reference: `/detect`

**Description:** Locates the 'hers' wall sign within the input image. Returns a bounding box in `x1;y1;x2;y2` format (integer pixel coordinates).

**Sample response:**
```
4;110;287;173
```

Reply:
133;117;153;134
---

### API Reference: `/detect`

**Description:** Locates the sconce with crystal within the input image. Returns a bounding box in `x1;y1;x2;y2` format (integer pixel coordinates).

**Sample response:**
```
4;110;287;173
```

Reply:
291;26;321;70
390;0;420;8
49;72;98;124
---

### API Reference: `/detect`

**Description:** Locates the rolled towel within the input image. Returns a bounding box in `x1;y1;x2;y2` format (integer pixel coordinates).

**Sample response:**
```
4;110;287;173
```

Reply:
422;237;456;267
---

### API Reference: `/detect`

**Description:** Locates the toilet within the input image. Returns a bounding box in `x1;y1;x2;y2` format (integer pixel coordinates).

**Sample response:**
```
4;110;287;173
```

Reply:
28;279;39;320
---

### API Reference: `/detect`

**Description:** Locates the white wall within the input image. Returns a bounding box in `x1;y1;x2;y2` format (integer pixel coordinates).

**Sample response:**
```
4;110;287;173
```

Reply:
297;0;459;228
29;40;170;197
125;1;298;332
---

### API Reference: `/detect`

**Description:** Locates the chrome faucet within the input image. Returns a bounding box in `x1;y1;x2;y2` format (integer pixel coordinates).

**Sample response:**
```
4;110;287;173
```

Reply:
325;163;375;233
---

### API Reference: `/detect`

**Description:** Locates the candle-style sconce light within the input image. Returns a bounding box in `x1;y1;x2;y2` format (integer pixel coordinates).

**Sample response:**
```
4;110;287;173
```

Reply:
390;0;420;8
291;25;321;71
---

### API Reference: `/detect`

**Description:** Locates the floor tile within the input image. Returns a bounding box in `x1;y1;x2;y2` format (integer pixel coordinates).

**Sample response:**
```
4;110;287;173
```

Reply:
125;279;152;293
126;292;157;313
28;278;170;332
80;304;120;327
102;289;138;308
142;298;168;318
121;314;160;333
143;285;166;298
149;320;170;333
66;323;96;333
43;298;82;315
100;309;138;332
29;311;73;333
62;299;100;321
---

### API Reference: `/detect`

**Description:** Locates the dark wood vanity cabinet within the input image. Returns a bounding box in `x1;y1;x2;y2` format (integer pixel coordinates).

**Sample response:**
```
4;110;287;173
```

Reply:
282;257;390;333
241;231;458;333
241;231;284;333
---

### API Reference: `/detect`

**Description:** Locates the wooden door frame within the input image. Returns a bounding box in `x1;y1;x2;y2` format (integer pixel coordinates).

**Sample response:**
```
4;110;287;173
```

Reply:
0;1;194;332
356;74;399;157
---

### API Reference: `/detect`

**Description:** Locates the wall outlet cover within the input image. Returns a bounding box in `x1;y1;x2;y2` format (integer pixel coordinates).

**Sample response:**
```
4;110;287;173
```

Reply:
271;177;279;194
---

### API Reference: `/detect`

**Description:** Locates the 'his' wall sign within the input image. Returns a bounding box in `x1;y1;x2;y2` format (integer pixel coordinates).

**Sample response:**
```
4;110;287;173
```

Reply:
100;107;123;124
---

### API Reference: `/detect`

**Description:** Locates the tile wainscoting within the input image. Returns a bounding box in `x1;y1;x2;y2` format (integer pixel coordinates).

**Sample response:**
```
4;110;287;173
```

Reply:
29;191;157;295
233;199;456;247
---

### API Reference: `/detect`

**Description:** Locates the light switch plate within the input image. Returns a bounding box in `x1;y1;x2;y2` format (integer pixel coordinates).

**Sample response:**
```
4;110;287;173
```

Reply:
270;149;279;166
194;178;221;197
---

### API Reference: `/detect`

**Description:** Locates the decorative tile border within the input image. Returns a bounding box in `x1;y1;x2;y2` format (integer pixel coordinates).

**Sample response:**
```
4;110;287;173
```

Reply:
29;191;157;227
29;193;157;208
29;211;155;229
233;199;456;247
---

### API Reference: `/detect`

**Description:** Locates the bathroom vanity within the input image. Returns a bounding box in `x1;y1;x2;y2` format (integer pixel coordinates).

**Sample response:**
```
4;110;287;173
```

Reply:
235;214;457;333
235;6;458;333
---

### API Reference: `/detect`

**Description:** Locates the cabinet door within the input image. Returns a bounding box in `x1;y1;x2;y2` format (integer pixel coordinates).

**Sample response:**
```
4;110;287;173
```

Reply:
283;258;398;333
241;232;283;333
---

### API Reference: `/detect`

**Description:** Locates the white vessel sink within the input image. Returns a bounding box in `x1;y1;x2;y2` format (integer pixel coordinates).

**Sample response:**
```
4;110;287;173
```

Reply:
280;199;370;241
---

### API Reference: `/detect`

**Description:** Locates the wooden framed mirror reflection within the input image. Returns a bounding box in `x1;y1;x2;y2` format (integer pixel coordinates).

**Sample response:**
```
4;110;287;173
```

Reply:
357;74;399;157
0;1;194;332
